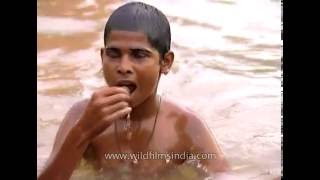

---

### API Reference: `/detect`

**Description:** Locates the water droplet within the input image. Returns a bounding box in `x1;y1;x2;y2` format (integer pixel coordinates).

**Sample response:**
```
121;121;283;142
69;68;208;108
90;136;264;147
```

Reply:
132;157;138;164
165;158;170;164
197;163;202;168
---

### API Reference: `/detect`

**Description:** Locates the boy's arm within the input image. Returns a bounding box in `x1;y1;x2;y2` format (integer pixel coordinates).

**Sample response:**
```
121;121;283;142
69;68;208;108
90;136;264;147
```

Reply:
38;101;90;180
50;100;89;157
38;87;132;180
184;112;231;173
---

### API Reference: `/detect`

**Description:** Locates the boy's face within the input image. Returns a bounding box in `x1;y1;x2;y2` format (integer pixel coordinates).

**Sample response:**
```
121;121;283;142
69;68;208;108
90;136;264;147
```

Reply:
101;30;161;107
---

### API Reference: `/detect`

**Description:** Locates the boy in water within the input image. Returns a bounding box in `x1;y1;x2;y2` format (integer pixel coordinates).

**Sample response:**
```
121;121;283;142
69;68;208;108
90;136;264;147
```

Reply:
38;2;230;179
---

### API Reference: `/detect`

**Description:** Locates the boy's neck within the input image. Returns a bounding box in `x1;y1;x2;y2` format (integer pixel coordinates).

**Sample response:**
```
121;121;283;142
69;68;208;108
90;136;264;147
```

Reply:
130;93;160;121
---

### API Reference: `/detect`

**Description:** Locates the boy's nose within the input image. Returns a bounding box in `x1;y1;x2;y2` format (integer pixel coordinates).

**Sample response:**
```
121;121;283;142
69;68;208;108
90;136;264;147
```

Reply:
117;55;133;75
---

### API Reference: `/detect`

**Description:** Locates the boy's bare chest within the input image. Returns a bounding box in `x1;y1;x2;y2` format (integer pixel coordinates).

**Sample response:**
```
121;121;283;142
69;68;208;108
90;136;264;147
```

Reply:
84;119;188;174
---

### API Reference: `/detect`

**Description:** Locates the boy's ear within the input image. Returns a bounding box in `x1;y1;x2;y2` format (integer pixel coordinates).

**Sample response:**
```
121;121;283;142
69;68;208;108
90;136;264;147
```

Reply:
160;51;174;75
100;48;105;61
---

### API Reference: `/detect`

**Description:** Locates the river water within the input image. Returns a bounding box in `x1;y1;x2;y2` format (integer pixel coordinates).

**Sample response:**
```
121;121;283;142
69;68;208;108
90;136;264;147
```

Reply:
37;0;281;179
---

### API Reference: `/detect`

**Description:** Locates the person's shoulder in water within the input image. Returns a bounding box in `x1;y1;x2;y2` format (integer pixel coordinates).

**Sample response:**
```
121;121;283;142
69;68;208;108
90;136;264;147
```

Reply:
147;98;230;171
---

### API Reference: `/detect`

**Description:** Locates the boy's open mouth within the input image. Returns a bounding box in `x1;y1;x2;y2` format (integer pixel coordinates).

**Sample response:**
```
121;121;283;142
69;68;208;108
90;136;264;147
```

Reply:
116;80;137;94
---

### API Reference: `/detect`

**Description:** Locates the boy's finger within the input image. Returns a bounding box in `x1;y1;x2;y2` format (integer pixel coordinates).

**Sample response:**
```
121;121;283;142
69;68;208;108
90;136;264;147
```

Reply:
101;101;129;115
105;107;132;122
95;86;129;97
95;93;130;107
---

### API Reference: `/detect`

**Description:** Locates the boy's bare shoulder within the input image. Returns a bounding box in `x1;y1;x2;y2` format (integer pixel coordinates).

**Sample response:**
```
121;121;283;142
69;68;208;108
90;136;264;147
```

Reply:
58;98;89;132
161;99;229;171
51;99;90;154
162;99;204;127
160;99;211;147
61;98;90;127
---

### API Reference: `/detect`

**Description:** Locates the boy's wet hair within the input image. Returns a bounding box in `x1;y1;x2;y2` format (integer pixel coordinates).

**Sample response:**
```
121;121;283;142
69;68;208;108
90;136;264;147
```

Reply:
104;2;171;59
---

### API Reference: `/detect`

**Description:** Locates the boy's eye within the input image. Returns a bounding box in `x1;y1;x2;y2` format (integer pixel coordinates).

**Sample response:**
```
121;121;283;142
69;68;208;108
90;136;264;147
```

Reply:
131;50;149;59
105;49;121;58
